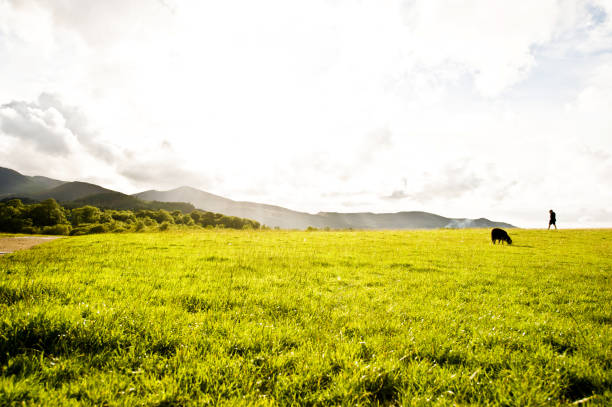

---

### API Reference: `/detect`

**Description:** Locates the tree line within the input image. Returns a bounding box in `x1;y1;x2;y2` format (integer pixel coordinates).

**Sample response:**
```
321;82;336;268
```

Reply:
0;198;260;235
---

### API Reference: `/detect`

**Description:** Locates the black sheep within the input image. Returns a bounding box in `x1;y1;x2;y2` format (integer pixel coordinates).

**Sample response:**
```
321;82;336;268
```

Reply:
491;228;512;245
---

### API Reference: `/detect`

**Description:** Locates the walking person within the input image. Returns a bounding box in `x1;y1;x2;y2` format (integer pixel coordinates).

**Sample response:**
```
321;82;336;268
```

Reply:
548;209;557;230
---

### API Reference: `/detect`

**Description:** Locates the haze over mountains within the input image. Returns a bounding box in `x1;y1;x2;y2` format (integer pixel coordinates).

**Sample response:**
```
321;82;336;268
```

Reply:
1;167;515;229
135;187;515;230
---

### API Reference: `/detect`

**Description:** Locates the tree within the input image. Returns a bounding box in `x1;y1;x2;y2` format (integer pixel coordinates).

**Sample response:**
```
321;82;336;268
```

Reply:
72;206;101;225
109;210;136;223
29;199;68;227
0;200;30;232
153;209;174;224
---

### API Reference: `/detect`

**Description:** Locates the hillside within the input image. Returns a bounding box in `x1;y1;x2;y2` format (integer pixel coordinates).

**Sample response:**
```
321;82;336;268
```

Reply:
0;167;65;197
317;212;514;229
31;181;114;202
67;191;195;212
0;169;195;212
135;187;327;229
0;168;516;229
136;187;516;229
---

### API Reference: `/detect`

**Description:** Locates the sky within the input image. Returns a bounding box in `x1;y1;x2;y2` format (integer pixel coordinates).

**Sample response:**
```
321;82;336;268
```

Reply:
0;0;611;228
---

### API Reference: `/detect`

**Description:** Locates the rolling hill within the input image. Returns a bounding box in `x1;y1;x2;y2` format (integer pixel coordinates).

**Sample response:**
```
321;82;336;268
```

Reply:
0;167;516;229
134;186;322;229
31;181;114;202
135;186;516;229
67;191;195;212
1;168;194;213
0;167;65;197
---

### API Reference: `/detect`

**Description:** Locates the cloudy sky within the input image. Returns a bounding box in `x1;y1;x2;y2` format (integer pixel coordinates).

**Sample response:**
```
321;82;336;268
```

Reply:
1;0;611;228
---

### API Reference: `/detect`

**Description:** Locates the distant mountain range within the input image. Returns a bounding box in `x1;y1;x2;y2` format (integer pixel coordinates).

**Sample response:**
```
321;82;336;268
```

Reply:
1;167;516;229
0;167;194;212
136;187;515;229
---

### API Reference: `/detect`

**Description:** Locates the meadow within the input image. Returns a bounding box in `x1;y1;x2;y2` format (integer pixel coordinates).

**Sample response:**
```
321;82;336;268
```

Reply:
0;229;610;406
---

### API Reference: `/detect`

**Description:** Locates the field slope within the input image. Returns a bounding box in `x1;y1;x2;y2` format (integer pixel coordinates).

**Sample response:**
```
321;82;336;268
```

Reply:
0;229;610;405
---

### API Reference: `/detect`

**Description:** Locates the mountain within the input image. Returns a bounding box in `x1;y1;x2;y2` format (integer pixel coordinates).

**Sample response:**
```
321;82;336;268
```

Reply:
0;167;65;197
316;212;514;229
0;168;194;212
135;186;516;230
31;181;114;202
67;191;195;212
0;167;516;229
135;186;322;229
0;168;110;202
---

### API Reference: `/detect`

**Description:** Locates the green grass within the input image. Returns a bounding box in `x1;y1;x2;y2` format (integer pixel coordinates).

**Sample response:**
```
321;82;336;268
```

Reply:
0;229;610;406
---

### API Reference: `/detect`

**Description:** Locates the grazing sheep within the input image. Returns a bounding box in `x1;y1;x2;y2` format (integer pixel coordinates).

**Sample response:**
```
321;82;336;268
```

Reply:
491;228;512;245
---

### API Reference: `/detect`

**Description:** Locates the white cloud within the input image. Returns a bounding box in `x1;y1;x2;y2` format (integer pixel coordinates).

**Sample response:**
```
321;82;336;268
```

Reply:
385;163;483;202
402;0;558;97
0;98;77;155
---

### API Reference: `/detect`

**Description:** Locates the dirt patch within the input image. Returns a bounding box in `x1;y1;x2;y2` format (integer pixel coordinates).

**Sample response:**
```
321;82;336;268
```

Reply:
0;236;61;255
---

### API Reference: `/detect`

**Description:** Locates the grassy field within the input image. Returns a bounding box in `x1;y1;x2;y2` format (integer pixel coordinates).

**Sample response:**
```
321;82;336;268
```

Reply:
0;229;610;406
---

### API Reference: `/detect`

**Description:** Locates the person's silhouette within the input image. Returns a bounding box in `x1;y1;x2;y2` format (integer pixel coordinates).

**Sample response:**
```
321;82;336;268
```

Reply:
548;209;557;230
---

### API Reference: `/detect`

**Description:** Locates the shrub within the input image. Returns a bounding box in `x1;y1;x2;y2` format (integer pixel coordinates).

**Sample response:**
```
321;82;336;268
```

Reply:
20;226;40;234
135;221;146;232
71;206;101;225
159;221;172;231
110;210;136;223
70;223;107;235
88;224;107;234
42;224;72;236
99;212;113;223
70;227;88;236
153;210;173;224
